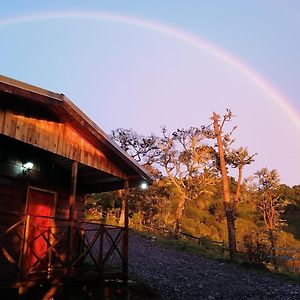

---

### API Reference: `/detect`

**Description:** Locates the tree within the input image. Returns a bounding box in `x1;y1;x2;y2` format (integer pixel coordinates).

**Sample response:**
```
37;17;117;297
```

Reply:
111;129;161;225
253;168;289;268
212;110;255;258
157;126;217;238
227;147;256;213
111;128;161;177
212;111;237;258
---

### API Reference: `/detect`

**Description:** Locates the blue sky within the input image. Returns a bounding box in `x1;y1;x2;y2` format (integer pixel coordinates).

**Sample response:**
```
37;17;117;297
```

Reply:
0;1;299;185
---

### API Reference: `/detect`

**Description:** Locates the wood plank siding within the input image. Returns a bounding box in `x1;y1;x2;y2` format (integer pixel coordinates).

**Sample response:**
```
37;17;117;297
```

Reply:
0;110;127;180
0;75;153;291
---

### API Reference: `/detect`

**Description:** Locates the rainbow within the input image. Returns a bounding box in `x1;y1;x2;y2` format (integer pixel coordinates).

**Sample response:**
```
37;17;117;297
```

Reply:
1;11;300;131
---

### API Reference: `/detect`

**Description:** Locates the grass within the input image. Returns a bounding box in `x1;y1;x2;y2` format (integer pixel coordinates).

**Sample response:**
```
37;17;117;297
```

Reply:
137;230;228;261
272;270;300;284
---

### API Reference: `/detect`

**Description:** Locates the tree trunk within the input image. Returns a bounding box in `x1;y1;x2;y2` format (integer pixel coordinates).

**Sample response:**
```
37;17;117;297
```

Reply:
233;166;243;214
174;196;187;239
213;112;236;258
224;202;237;258
269;230;278;270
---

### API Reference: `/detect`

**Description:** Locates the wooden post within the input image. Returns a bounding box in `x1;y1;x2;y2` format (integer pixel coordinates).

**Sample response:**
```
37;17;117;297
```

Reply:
20;214;31;275
98;224;104;267
68;161;78;275
122;180;129;280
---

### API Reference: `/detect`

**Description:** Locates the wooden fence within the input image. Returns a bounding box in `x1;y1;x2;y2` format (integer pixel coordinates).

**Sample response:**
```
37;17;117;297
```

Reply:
0;212;126;287
180;232;225;247
271;247;300;273
180;232;300;273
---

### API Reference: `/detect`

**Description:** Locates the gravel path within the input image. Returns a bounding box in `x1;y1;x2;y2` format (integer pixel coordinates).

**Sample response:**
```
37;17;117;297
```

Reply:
128;232;300;299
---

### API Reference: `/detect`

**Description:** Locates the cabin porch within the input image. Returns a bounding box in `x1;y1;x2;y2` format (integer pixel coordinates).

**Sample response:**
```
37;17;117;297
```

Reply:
0;211;127;292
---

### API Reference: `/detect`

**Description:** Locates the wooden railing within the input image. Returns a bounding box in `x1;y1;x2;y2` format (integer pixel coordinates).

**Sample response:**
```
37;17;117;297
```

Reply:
0;212;126;284
271;247;300;273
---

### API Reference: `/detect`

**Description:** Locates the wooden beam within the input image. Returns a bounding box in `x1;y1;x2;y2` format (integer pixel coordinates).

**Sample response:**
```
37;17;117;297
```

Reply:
68;161;78;274
69;161;78;223
122;180;129;280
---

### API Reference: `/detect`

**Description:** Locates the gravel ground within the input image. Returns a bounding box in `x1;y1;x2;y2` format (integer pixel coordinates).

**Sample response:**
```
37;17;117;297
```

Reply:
128;232;300;299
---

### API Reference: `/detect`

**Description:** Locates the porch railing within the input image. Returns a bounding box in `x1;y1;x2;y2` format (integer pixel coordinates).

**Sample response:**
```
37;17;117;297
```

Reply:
0;212;126;285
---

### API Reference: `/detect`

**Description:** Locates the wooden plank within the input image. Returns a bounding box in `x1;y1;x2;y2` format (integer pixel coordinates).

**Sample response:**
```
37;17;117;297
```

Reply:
56;124;64;155
9;116;17;138
0;110;5;134
14;115;24;141
26;117;35;144
47;122;57;152
3;111;12;136
38;120;49;150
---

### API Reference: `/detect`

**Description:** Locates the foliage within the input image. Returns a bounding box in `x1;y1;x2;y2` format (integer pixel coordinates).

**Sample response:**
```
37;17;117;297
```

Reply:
252;168;290;232
85;118;300;273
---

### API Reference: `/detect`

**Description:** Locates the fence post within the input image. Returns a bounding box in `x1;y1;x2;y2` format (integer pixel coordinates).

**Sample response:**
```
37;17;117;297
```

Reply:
19;214;30;276
98;224;104;267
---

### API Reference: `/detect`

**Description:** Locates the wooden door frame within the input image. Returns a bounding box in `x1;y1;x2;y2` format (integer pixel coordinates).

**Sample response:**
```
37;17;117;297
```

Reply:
21;186;58;274
25;186;57;217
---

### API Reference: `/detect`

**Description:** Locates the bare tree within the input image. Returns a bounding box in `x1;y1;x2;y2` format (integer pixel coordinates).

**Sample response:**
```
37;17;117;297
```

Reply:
212;111;237;258
111;128;161;177
212;110;256;258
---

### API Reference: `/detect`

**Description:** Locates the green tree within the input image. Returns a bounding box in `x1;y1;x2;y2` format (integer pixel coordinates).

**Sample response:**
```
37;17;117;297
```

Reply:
157;126;217;238
227;147;256;213
253;168;289;268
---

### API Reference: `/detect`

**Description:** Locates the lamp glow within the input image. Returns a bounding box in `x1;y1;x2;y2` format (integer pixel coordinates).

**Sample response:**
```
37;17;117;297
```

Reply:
140;182;148;190
24;162;33;170
23;162;33;174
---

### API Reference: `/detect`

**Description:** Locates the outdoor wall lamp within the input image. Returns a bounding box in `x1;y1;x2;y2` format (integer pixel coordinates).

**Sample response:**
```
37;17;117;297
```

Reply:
140;182;148;190
22;162;34;174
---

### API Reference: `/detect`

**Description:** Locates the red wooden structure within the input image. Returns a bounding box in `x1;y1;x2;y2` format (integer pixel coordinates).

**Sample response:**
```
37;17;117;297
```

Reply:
0;75;152;295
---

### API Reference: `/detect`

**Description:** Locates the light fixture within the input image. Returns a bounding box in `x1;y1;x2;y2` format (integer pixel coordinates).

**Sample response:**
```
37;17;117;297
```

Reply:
140;182;148;190
23;162;33;174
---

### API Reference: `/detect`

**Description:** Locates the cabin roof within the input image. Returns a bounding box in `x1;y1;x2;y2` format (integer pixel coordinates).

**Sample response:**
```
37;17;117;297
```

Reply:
0;75;153;191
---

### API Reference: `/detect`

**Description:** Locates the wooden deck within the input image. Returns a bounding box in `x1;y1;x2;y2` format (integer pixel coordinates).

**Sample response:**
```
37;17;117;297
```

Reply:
0;212;127;290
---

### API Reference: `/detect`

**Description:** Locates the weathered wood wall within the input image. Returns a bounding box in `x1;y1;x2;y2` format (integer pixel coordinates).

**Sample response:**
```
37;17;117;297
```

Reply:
0;175;84;221
0;110;127;179
0;172;85;280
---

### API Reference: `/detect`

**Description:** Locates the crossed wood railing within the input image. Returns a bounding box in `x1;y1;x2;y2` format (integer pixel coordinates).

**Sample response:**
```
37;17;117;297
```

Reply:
0;212;126;283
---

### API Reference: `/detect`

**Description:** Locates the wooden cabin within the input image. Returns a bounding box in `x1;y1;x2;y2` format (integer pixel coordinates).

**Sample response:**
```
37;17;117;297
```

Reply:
0;75;152;293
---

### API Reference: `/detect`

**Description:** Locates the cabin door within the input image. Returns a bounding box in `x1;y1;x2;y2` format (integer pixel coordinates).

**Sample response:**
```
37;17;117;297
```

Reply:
24;187;56;272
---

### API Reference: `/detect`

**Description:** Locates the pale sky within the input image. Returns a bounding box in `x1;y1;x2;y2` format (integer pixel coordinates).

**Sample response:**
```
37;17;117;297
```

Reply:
0;1;299;186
